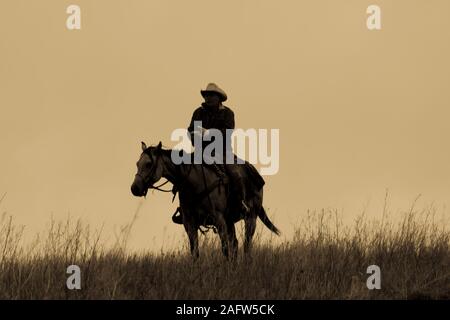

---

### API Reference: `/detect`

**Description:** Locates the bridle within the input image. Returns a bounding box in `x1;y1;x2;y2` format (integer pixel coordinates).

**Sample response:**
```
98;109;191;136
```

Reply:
135;149;172;196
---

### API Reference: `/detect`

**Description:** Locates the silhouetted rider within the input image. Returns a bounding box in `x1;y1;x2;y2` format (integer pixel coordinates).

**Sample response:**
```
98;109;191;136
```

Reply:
172;83;249;224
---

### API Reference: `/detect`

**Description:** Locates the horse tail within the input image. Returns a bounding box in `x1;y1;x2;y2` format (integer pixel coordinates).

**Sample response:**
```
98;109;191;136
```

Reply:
258;207;281;236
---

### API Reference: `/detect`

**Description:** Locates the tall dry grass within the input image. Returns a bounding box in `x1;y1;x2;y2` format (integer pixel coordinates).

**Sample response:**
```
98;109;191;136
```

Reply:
0;198;448;299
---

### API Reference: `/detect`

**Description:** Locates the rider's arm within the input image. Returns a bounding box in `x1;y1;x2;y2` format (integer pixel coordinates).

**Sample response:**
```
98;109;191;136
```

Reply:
221;108;235;154
217;108;235;137
222;108;235;131
187;108;203;145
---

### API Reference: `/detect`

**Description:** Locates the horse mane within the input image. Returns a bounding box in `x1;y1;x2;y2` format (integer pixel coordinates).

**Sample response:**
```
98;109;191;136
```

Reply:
144;145;175;158
144;144;194;166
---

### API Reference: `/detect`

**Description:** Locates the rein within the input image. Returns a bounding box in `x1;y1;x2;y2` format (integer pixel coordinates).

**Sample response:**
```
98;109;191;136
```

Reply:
149;179;172;192
149;180;172;192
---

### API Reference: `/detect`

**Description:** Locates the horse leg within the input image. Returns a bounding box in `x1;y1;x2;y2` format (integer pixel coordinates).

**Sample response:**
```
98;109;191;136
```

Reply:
226;221;238;260
183;216;199;259
215;213;230;258
244;211;257;255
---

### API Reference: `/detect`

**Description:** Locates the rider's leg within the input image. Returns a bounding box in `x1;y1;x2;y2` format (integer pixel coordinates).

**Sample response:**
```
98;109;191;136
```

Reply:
172;206;183;224
225;164;249;213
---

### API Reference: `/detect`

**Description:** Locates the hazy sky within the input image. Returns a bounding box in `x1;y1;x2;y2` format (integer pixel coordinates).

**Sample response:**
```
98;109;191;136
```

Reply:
1;0;449;251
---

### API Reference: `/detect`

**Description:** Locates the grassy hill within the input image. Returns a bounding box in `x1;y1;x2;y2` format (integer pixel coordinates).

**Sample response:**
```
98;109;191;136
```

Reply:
0;205;448;299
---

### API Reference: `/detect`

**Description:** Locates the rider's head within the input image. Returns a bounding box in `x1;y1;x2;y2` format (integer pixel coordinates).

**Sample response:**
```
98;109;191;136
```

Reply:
201;83;227;108
203;92;222;107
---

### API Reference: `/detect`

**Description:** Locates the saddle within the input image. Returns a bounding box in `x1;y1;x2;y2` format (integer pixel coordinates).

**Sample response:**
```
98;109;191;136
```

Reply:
171;161;265;224
196;160;265;196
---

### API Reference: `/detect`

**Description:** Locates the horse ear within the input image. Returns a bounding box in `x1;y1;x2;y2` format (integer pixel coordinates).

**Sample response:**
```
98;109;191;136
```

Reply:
141;141;147;151
157;141;162;151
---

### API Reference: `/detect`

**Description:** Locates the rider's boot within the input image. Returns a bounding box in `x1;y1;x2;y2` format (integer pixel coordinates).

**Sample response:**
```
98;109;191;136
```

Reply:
172;207;183;224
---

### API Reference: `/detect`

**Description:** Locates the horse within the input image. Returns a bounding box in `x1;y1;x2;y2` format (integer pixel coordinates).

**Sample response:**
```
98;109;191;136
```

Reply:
130;141;280;259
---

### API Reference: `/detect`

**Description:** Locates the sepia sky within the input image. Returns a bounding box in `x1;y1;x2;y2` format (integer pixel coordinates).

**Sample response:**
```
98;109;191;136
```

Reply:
0;0;449;251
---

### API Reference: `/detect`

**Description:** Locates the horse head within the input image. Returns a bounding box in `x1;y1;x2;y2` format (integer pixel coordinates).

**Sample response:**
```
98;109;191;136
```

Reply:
130;141;164;197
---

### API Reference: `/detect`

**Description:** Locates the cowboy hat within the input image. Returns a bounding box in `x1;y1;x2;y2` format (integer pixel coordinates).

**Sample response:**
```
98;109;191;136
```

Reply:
200;83;227;102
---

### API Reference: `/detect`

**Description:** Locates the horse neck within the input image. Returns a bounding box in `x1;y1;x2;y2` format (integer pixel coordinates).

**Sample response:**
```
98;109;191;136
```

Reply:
160;149;182;184
160;150;199;189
